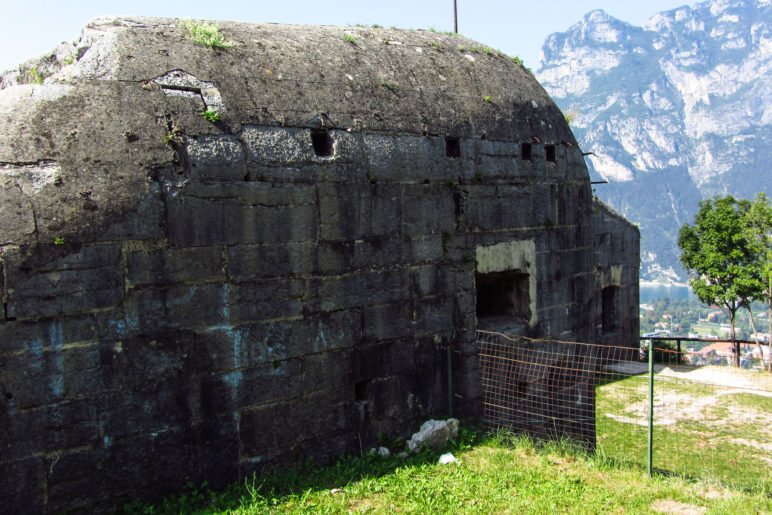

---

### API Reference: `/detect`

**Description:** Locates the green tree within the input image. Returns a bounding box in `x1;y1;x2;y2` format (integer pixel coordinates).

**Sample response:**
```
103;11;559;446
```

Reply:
678;196;764;367
744;193;772;371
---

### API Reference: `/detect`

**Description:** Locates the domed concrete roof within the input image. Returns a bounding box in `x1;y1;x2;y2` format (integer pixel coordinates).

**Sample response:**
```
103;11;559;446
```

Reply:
0;17;577;269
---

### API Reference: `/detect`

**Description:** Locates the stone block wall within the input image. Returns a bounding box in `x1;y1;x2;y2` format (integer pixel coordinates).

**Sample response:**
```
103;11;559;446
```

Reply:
0;125;598;512
593;199;641;351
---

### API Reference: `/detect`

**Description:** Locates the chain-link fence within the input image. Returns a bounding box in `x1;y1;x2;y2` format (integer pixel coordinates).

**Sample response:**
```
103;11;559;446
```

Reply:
478;331;772;490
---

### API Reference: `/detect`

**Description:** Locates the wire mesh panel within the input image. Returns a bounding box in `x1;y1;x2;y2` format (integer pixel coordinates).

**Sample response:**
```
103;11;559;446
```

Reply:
646;345;772;489
478;331;772;488
478;331;640;449
478;331;646;459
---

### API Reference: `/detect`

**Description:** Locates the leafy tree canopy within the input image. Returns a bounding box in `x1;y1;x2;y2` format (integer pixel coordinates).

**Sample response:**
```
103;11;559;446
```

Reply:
678;195;768;366
678;196;763;311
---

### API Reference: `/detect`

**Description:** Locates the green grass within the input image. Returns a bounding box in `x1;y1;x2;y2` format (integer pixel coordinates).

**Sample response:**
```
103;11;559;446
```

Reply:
596;368;772;493
179;20;235;49
125;424;771;514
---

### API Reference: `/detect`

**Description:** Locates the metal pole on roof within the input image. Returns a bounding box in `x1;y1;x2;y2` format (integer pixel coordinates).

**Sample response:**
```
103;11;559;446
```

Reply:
454;0;458;33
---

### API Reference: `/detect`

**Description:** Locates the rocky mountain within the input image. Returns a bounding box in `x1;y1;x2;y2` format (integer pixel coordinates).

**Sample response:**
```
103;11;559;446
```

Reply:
536;0;772;283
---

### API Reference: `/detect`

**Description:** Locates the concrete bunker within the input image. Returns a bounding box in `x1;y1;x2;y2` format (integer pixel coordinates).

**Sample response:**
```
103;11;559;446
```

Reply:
0;17;639;512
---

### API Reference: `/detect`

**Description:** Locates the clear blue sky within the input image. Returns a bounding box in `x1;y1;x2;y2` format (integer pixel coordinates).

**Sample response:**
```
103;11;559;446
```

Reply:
1;0;692;73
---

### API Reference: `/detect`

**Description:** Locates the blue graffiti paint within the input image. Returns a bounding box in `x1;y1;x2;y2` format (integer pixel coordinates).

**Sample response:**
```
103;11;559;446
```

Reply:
48;320;64;398
107;316;139;339
221;283;230;323
167;285;198;307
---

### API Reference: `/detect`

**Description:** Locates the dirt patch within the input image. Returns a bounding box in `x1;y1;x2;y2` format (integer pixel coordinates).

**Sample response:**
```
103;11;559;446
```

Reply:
657;365;772;394
601;365;772;427
651;499;707;514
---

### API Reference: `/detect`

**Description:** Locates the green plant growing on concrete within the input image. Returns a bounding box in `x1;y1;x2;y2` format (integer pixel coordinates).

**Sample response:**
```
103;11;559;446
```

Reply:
179;20;234;49
202;109;220;124
366;172;376;184
163;123;184;147
512;55;524;66
430;41;441;50
343;33;357;44
483;95;493;103
54;237;65;246
63;55;75;65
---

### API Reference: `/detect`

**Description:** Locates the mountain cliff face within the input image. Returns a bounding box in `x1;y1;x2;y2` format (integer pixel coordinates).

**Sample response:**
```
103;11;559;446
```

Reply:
537;0;772;283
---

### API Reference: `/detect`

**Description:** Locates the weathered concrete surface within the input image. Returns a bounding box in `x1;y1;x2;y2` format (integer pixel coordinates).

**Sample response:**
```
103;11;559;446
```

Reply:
593;199;640;350
0;17;638;512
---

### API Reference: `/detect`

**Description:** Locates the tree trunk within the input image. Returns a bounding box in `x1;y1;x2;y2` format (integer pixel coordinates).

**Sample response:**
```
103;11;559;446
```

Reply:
747;308;766;371
730;311;740;368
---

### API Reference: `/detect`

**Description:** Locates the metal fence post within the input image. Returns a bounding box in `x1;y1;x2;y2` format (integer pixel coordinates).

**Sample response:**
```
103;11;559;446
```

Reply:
648;340;654;477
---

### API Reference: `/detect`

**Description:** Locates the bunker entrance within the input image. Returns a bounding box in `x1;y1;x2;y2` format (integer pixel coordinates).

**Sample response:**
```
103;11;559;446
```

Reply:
475;270;531;329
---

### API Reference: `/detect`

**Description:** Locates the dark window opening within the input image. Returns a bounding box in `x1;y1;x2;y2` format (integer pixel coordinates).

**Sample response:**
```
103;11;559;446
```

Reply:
311;129;333;157
445;136;461;158
545;144;556;163
521;142;532;161
475;271;531;324
602;286;618;332
354;380;370;401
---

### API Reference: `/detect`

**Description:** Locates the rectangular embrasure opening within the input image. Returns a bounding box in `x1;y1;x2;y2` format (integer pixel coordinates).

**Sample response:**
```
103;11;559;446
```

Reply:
476;270;531;324
311;129;333;157
445;136;461;158
354;380;370;401
545;144;556;163
602;286;618;332
521;142;532;161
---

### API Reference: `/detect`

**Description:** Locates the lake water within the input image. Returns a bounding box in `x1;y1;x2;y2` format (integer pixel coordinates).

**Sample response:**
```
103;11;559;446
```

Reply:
639;284;697;303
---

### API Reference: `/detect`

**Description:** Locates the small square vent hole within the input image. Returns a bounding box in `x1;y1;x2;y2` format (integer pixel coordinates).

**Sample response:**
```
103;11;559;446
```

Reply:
545;144;556;163
521;142;532;161
445;136;461;158
311;129;333;157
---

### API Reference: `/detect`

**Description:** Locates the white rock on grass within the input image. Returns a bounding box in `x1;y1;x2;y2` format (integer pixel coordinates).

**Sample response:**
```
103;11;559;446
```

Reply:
368;446;391;457
406;418;459;452
438;452;459;465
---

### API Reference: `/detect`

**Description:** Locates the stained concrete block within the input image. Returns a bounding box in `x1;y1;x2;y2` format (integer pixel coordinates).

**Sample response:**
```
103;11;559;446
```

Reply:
403;186;455;235
307;268;409;312
242;126;360;166
229;279;305;323
364;302;414;342
239;402;298;456
127;246;225;287
186;135;246;180
228;242;314;281
0;457;46;514
318;183;401;240
304;349;353;390
414;296;453;334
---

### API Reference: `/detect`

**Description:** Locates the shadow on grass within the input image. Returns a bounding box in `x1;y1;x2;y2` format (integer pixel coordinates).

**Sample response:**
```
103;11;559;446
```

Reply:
122;423;487;514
